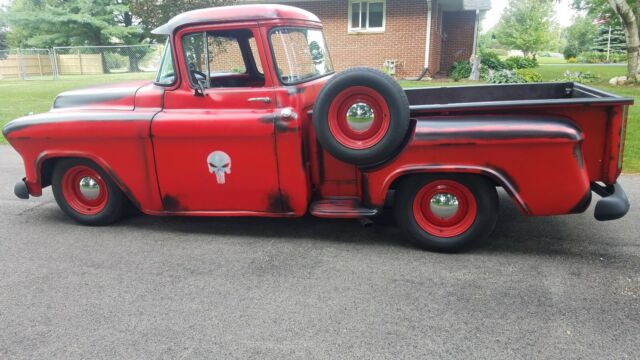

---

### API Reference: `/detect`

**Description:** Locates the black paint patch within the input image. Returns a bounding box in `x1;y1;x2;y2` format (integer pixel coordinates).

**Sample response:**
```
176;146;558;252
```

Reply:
267;191;293;213
286;86;305;95
569;190;592;214
414;116;583;142
162;194;182;212
53;91;132;109
107;169;142;210
361;173;372;206
483;163;520;193
258;114;276;125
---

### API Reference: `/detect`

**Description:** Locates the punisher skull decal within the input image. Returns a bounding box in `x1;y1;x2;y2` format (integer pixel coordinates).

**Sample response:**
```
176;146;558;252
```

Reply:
207;151;231;184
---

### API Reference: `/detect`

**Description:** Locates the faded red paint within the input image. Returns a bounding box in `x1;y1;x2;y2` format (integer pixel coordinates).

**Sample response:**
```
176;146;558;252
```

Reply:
2;5;632;224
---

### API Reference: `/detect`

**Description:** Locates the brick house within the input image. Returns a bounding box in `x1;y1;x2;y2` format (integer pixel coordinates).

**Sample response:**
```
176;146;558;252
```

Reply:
241;0;491;78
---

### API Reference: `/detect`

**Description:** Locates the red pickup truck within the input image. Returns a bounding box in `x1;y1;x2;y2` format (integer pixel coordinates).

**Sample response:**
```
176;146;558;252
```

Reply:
3;5;632;252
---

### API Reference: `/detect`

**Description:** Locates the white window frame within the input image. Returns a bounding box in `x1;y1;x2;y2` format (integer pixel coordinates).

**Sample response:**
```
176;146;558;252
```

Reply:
348;0;386;33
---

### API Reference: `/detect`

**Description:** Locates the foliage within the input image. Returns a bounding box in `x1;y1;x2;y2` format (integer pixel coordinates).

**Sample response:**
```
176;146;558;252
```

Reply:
577;50;627;63
0;7;7;50
6;0;143;48
480;51;507;71
130;0;234;40
572;0;639;82
567;57;578;63
494;0;556;57
515;68;543;82
592;23;627;53
486;69;526;84
449;60;471;81
559;70;600;83
504;56;538;70
563;44;579;60
563;14;598;57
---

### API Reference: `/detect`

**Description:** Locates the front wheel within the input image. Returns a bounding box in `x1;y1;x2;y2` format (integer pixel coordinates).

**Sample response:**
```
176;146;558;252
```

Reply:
395;174;499;252
52;159;128;226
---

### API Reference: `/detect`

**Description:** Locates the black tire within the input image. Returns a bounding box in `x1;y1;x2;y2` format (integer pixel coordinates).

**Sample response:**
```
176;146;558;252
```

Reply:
52;159;128;226
394;174;499;252
313;67;410;167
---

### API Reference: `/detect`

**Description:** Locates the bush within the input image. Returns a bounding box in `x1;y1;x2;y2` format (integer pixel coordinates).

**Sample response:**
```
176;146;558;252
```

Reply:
486;69;526;84
480;51;507;71
504;56;538;70
559;70;600;84
515;69;543;83
486;48;508;56
449;60;471;81
563;45;579;60
609;52;628;63
567;57;577;64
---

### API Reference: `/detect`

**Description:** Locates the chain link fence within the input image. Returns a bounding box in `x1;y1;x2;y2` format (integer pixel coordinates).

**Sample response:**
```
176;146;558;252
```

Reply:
0;44;163;80
0;48;56;80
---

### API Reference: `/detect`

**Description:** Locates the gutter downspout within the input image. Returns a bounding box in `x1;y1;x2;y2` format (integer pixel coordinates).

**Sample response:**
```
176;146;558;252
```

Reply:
471;10;480;56
424;0;433;70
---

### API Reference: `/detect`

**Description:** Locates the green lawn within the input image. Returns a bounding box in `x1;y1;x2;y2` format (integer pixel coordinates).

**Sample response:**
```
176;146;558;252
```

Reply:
0;69;638;172
0;73;154;131
536;56;568;65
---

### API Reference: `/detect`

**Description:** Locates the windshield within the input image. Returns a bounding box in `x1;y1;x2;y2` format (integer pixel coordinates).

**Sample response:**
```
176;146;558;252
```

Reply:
155;38;176;85
270;28;334;85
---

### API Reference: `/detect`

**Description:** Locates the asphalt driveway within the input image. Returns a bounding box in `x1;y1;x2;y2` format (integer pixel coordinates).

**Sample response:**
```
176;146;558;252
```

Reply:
0;145;638;359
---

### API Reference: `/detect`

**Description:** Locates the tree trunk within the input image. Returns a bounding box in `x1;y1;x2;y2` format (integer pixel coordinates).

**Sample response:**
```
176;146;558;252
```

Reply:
608;0;640;82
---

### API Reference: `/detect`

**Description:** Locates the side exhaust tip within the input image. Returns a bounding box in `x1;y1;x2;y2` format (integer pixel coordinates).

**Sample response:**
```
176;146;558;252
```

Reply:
14;180;29;200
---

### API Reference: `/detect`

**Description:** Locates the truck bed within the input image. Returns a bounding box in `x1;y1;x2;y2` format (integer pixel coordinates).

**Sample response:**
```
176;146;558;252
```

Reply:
406;82;633;114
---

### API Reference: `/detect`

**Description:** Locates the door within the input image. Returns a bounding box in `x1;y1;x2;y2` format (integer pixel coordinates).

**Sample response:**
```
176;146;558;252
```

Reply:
151;24;282;213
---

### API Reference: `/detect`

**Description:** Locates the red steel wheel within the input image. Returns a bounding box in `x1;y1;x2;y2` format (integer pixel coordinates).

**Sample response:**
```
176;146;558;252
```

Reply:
395;174;498;252
61;165;109;215
52;159;128;226
327;86;391;150
412;180;478;238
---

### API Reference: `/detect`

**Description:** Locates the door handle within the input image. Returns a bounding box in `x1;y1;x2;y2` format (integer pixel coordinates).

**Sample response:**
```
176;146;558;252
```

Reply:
248;97;272;104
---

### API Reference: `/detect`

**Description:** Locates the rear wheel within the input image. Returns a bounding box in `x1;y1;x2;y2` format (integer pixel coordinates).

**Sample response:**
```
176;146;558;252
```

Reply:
395;174;499;252
52;159;127;226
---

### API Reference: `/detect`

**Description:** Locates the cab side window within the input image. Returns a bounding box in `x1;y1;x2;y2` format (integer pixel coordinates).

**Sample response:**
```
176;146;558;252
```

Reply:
183;29;265;88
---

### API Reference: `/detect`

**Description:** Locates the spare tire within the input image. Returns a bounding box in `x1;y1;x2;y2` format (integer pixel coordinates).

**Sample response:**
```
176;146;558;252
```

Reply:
313;67;411;167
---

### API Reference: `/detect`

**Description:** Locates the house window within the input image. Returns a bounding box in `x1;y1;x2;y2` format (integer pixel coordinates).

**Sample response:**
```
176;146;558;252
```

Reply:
348;0;385;33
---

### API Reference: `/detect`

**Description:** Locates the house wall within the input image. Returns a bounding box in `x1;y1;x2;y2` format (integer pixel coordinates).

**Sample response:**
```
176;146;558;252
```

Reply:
441;10;476;72
282;0;429;78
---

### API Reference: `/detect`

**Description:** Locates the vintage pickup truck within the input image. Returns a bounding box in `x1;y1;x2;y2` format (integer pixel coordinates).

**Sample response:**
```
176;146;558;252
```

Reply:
3;5;632;252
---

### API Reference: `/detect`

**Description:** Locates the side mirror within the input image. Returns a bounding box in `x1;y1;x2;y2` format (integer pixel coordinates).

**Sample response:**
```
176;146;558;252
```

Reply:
195;79;207;97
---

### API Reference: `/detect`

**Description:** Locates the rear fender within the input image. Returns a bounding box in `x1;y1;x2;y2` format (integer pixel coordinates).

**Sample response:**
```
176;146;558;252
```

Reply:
373;165;529;213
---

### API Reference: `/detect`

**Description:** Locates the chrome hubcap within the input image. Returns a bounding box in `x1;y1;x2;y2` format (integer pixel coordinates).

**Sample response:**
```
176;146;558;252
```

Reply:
429;192;459;220
78;176;100;200
346;102;375;132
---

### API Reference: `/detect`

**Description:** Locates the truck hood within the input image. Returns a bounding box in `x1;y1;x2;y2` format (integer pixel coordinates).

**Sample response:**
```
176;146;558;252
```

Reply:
52;80;152;111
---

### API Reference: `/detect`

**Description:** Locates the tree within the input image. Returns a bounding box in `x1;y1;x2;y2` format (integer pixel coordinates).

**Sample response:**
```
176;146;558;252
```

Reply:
130;0;233;40
6;0;142;48
592;23;627;53
494;0;556;58
563;15;598;57
573;0;639;82
0;6;7;50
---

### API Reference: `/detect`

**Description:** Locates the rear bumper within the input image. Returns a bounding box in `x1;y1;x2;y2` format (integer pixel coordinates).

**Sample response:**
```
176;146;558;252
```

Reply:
591;182;630;221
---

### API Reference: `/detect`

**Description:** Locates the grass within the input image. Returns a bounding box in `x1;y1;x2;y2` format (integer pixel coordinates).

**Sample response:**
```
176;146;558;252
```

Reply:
0;68;638;172
0;73;154;132
537;56;568;65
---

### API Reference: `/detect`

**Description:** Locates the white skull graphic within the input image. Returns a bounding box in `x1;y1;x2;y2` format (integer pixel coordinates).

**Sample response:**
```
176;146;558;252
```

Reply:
207;151;231;184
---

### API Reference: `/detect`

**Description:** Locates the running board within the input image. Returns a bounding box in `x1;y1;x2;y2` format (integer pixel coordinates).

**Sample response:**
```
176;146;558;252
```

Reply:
310;197;378;218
